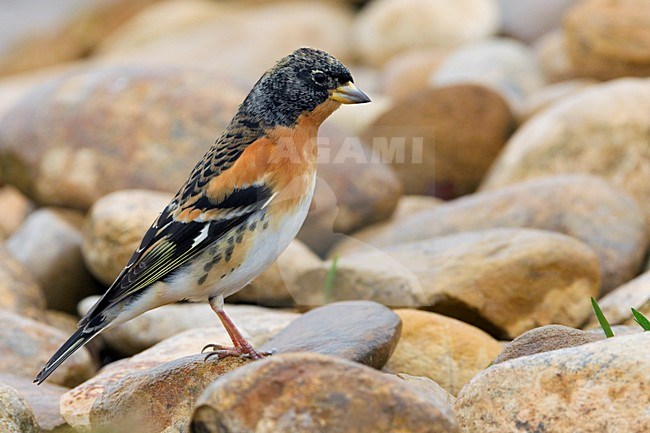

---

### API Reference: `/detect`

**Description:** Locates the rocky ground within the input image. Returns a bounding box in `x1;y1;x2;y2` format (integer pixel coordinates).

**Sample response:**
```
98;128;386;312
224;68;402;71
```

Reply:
0;0;649;432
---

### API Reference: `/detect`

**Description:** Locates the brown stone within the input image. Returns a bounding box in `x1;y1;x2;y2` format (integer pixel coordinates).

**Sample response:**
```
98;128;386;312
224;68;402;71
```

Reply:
564;0;650;80
518;78;597;123
0;186;33;240
6;208;98;313
0;309;95;388
191;353;460;433
0;246;46;320
492;324;604;365
455;332;650;432
331;175;647;293
361;84;514;199
384;310;502;395
0;0;156;76
0;65;245;209
481;79;650;224
261;301;402;369
0;374;71;433
298;123;402;255
297;228;600;339
82;189;173;285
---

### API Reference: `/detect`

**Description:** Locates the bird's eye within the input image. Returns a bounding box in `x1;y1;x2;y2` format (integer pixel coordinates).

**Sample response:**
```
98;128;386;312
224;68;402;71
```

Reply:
312;71;327;86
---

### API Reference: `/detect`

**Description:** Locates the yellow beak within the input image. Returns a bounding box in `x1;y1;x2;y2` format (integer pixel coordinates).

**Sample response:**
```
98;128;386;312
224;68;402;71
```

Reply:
330;82;371;104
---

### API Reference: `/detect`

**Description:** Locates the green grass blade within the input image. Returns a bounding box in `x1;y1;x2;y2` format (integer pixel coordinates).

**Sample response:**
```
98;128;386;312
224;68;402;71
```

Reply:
631;308;650;331
323;255;339;304
591;297;614;338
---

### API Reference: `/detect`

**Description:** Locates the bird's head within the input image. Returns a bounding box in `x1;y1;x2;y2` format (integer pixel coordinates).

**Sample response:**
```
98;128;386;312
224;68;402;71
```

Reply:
243;47;371;128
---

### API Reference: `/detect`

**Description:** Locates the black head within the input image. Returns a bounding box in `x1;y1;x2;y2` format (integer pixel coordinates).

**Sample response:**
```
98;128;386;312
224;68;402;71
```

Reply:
241;47;370;128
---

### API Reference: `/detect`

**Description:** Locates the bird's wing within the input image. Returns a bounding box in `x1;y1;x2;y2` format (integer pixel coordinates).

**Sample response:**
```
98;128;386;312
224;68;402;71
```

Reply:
79;134;275;327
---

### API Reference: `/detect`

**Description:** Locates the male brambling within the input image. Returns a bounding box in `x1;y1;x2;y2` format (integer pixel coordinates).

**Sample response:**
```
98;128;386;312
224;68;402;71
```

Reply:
34;47;370;384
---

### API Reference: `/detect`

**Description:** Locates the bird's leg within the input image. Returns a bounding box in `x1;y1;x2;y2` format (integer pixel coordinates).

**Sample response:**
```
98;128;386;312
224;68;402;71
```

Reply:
202;295;272;361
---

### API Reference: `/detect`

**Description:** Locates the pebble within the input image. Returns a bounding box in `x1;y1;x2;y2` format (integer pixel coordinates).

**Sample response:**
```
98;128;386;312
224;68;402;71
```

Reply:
298;228;600;338
353;0;498;66
492;324;603;364
0;65;245;209
0;309;95;388
564;0;650;80
62;301;400;433
0;373;70;433
191;353;460;433
5;208;97;313
0;246;46;320
431;37;546;114
586;271;650;329
482;79;650;224
455;332;650;432
384;310;502;395
361;84;514;199
331;175;645;293
0;186;33;240
0;382;39;433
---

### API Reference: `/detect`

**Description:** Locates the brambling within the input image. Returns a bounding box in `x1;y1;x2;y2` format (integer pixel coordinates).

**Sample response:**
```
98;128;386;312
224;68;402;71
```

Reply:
34;47;370;384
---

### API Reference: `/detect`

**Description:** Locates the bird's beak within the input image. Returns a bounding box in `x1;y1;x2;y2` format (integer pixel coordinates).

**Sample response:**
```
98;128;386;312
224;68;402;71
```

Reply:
330;82;371;104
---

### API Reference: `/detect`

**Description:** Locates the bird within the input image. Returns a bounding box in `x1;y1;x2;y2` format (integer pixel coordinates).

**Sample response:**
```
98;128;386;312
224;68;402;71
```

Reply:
34;47;370;385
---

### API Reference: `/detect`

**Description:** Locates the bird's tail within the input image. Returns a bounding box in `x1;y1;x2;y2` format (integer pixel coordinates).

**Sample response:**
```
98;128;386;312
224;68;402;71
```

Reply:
33;319;105;385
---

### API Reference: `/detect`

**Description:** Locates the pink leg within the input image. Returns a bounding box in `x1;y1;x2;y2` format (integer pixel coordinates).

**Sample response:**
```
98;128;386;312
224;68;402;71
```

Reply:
202;296;271;361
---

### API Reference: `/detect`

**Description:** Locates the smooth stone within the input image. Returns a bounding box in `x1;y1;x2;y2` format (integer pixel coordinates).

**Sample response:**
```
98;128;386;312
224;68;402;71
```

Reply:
228;240;322;306
455;332;650;432
0;0;155;76
331;175;646;293
391;373;456;409
481;79;650;223
5;208;97;313
0;65;245;209
297;228;600;339
260;301;402;369
492;324;603;365
586;271;650;329
329;195;443;258
379;48;451;101
298;123;402;256
497;0;578;43
0;246;46;320
517;78;597;123
96;1;354;84
0;186;33;240
82;189;173;285
0;383;39;433
0;309;94;388
78;297;299;355
361;84;514;199
384;310;502;395
91;356;250;433
431;37;545;114
325;94;391;136
533;29;576;82
564;0;650;80
43;310;79;336
353;0;498;66
191;353;460;433
0;374;71;433
62;301;400;433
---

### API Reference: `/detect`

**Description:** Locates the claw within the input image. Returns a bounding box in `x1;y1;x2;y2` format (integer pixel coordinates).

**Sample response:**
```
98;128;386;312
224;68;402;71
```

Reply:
201;343;227;354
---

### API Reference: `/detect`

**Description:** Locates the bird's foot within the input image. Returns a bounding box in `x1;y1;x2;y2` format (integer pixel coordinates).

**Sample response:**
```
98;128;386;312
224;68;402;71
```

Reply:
201;343;273;361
